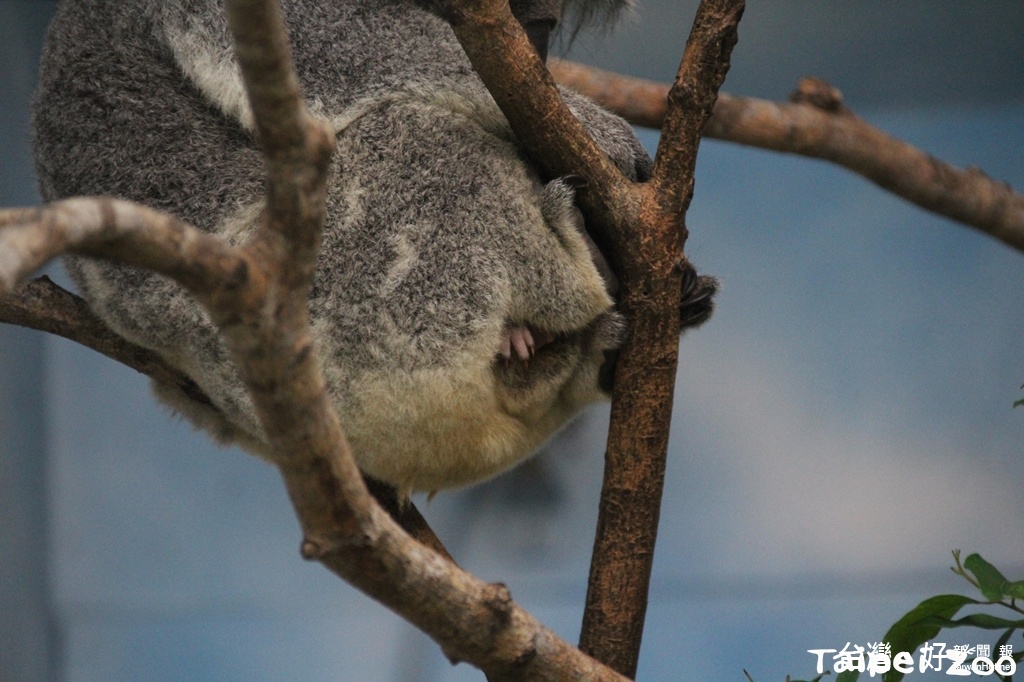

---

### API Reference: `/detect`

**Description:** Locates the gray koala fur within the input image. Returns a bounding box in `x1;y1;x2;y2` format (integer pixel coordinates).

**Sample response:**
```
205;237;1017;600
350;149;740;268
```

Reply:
32;0;651;497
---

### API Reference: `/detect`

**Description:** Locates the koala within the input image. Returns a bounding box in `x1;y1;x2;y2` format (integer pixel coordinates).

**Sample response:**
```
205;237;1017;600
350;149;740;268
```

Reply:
32;0;714;498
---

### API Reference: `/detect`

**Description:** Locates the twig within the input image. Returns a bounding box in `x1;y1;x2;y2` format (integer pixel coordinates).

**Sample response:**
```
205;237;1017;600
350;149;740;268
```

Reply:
550;59;1024;252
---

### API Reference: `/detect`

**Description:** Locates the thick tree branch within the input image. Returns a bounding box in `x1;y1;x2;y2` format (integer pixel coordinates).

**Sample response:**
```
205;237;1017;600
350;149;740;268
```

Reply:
435;0;742;675
550;59;1024;252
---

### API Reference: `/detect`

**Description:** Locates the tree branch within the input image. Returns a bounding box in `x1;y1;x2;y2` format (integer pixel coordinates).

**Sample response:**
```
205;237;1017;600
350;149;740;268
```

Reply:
550;59;1024;252
0;276;215;406
438;0;637;267
214;5;631;675
0;0;641;677
577;1;742;676
434;0;742;675
0;198;247;295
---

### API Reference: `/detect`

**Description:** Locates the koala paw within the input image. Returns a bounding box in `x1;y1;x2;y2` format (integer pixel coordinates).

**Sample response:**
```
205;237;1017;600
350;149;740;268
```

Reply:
680;261;718;330
596;261;717;393
500;325;535;363
499;324;557;366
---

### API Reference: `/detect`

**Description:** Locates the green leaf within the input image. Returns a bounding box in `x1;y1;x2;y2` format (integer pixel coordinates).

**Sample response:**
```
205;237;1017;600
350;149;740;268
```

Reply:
1003;580;1024;599
965;553;1011;600
881;594;979;682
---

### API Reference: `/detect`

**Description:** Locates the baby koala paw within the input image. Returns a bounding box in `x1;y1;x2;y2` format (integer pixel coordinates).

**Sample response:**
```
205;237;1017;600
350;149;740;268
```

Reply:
500;325;535;363
499;324;557;367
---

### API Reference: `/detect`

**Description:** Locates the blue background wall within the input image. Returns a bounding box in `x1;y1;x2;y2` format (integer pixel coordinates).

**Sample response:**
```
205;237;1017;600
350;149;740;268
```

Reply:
2;1;1023;680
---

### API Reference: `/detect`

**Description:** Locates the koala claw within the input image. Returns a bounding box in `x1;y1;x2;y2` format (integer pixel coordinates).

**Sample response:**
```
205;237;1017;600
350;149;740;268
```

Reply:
597;260;717;393
498;325;561;366
500;325;535;364
679;262;718;330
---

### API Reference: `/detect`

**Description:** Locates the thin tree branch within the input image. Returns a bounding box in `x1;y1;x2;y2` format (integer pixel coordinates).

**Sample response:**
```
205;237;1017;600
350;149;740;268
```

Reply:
550;59;1024;252
651;1;741;212
0;198;247;295
577;1;742;676
0;276;215;406
364;478;455;563
548;59;670;129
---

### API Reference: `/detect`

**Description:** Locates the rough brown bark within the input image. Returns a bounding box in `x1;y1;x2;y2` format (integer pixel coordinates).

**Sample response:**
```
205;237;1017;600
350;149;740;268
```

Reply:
0;0;637;678
550;59;1024;253
427;0;743;675
576;1;743;676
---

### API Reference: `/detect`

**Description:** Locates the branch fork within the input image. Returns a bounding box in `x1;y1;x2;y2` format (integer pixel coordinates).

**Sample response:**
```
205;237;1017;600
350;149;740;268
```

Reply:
0;0;746;677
